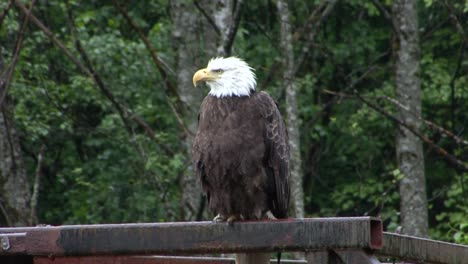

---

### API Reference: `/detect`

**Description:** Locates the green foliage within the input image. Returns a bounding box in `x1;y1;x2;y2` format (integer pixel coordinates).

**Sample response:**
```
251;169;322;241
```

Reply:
1;0;466;246
431;175;468;244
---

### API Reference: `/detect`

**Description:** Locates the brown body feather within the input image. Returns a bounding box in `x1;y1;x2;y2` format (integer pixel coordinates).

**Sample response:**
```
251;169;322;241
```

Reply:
192;91;290;220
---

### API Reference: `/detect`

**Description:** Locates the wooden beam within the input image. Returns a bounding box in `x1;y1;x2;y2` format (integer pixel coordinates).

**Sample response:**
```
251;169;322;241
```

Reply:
376;232;468;264
0;217;381;256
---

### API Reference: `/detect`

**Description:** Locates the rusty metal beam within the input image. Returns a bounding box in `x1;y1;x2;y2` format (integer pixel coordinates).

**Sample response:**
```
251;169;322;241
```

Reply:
33;255;307;264
0;217;381;256
334;250;381;264
306;250;382;264
306;250;344;264
0;256;32;264
376;232;468;264
1;232;26;253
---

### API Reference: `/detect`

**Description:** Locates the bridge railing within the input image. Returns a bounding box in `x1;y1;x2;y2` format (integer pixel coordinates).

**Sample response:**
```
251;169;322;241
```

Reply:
0;217;467;264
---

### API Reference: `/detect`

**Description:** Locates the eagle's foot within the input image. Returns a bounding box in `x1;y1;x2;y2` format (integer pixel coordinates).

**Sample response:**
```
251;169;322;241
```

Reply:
213;214;226;222
265;210;277;220
213;214;243;225
227;214;243;225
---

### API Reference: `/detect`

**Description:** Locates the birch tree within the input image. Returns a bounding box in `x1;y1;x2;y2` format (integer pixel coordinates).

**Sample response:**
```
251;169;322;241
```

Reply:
171;0;207;221
0;102;32;227
171;0;241;220
277;0;304;218
0;55;31;226
392;0;428;237
213;0;243;56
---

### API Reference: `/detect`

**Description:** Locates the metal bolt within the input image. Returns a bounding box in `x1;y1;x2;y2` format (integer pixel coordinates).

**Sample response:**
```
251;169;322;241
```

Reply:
1;236;10;251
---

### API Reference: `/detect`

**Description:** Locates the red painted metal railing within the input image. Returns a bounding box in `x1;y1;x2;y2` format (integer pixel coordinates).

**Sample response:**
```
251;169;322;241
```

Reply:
0;217;467;264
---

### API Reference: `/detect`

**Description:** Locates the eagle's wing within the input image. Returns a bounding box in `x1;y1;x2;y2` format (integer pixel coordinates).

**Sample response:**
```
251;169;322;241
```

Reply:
257;91;290;218
192;98;210;205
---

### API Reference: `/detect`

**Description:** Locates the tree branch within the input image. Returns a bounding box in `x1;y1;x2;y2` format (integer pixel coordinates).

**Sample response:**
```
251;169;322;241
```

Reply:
308;49;389;126
13;0;173;155
294;0;338;75
112;0;193;138
357;92;468;171
222;0;244;56
30;144;45;225
0;0;36;108
0;0;13;27
193;0;221;35
324;89;468;172
443;0;467;132
324;89;468;148
377;94;468;147
422;16;450;40
164;94;193;138
112;0;179;99
0;199;12;226
449;41;465;130
370;0;397;32
1;100;17;174
259;61;280;91
370;0;392;21
66;5;148;159
345;49;390;82
292;1;327;42
443;0;468;43
13;0;89;74
65;4;174;156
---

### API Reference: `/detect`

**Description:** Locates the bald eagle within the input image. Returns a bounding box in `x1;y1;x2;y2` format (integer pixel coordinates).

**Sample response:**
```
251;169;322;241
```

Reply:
192;57;290;224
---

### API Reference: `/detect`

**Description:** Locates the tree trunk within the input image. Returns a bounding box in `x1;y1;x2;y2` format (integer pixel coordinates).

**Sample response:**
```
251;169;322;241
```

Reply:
277;0;304;219
213;0;243;57
392;0;428;237
170;0;206;221
214;0;233;56
0;53;31;226
171;0;238;221
211;2;271;263
0;102;32;227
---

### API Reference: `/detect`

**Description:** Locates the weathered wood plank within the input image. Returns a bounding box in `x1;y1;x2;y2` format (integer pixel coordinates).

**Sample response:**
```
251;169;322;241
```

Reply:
376;232;468;264
0;217;381;256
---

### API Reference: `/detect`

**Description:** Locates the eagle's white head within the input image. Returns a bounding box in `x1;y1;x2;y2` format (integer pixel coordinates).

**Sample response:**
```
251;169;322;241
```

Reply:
192;57;257;98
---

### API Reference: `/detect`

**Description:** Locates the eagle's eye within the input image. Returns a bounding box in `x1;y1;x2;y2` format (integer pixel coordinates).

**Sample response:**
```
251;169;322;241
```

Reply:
212;69;224;74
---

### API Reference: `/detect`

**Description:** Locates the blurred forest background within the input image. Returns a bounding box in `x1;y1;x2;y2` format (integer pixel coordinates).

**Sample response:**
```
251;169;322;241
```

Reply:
0;0;467;245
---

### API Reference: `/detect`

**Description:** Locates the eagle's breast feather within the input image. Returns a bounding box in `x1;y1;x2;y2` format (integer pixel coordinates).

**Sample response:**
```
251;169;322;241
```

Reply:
192;89;290;220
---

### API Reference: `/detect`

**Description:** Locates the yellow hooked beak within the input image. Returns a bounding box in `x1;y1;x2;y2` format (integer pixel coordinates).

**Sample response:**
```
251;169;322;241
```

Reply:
192;68;217;87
